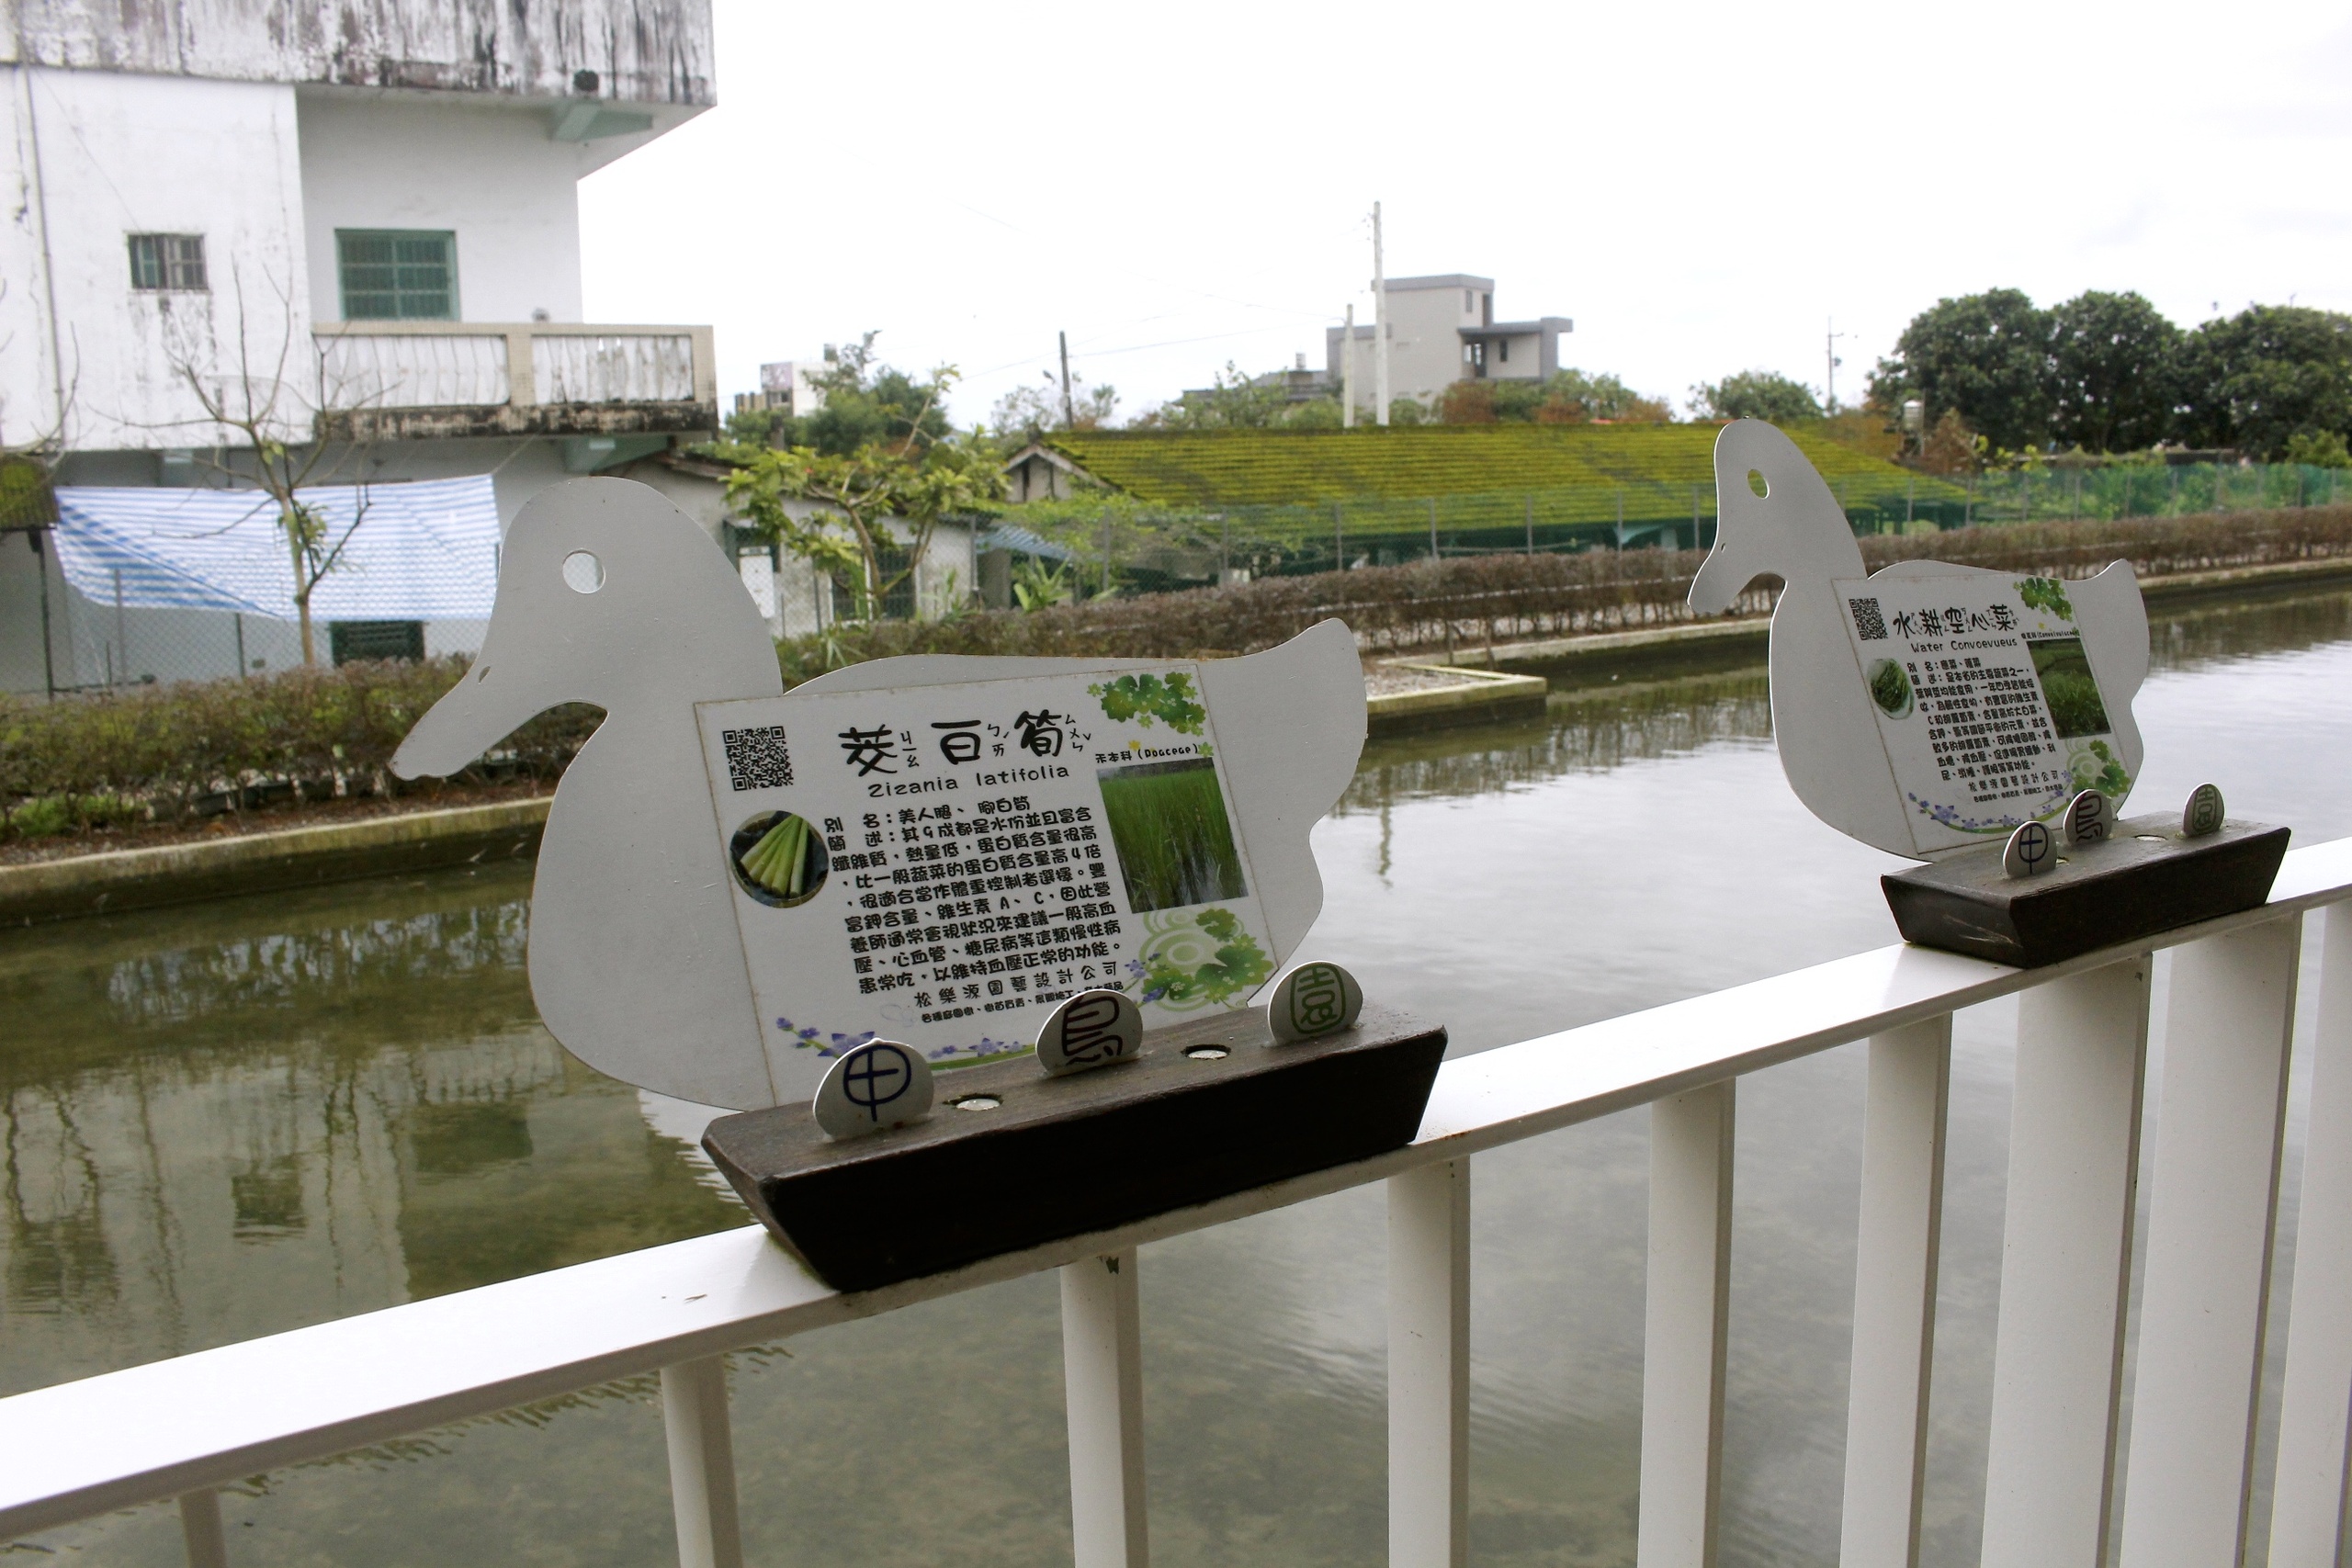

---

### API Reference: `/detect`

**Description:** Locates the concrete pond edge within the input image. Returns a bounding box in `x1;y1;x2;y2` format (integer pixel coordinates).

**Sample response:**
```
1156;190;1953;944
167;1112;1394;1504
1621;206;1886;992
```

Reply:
11;554;2352;925
0;797;549;927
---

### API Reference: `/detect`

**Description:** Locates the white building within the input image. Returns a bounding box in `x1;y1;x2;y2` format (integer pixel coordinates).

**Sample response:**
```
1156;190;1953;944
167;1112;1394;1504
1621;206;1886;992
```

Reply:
1326;274;1572;413
733;358;830;420
0;1;729;694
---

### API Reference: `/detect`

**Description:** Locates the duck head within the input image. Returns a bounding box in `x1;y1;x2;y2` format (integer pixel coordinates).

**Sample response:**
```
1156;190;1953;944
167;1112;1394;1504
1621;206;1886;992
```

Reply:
1688;419;1867;615
393;478;780;779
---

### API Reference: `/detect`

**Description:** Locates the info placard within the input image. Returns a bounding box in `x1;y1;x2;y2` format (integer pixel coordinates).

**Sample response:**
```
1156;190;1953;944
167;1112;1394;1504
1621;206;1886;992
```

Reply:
697;665;1282;1097
1834;574;2134;856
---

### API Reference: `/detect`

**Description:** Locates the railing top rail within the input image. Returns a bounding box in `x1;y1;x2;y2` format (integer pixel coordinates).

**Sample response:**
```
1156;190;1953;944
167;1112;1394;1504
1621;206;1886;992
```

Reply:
6;834;2350;1540
312;321;708;337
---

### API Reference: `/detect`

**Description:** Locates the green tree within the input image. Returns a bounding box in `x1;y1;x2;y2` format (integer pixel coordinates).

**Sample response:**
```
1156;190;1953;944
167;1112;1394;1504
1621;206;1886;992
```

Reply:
1689;369;1823;423
711;333;956;457
2047;291;2180;453
2174;305;2352;459
1132;362;1350;430
989;375;1120;436
2286;429;2352;468
1867;289;2054;454
1436;369;1670;425
718;350;1002;622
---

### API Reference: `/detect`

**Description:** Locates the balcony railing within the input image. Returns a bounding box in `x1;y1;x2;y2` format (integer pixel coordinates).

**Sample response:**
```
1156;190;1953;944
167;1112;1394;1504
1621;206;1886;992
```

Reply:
313;321;718;441
7;836;2352;1566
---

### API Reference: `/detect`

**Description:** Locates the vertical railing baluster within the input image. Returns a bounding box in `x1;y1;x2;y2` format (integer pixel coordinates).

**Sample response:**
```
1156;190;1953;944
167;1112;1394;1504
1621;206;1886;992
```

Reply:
1839;1014;1952;1568
1980;957;2152;1568
1389;1157;1470;1568
1061;1250;1149;1568
2117;917;2303;1567
1638;1081;1734;1568
177;1489;228;1568
661;1357;744;1568
2272;906;2352;1562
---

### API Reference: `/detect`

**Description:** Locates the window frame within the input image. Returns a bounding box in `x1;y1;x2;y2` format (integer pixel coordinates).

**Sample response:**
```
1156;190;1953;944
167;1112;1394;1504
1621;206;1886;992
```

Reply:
128;233;209;293
334;229;460;321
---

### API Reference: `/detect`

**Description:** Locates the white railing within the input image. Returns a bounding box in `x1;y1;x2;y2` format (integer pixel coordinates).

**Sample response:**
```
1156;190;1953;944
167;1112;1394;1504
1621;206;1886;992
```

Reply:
7;836;2352;1568
314;321;718;412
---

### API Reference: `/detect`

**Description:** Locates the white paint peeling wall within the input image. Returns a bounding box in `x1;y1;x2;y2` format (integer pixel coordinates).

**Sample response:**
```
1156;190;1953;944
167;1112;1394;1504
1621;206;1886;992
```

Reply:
298;95;588;324
0;0;715;105
0;66;311;451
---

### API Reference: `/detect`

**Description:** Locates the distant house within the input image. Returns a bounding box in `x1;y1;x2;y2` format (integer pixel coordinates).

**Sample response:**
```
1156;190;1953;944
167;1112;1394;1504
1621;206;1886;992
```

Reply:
1326;275;1574;413
733;358;831;420
0;0;721;694
619;451;977;640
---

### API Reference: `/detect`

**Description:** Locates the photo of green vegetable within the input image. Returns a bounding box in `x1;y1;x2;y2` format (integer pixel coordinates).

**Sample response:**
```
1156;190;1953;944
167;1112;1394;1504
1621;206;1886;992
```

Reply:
729;811;828;908
1097;758;1248;912
2070;738;2132;798
1133;907;1272;1010
2028;636;2112;738
1089;671;1206;735
1866;658;1914;718
2017;577;2075;621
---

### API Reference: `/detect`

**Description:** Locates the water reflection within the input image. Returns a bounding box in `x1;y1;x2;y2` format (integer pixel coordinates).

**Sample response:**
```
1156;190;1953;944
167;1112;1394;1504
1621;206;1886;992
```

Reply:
6;586;2352;1567
0;869;742;1392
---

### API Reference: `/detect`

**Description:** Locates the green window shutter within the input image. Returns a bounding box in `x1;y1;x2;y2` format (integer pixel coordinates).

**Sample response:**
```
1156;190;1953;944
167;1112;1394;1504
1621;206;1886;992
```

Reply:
336;230;458;321
128;234;205;290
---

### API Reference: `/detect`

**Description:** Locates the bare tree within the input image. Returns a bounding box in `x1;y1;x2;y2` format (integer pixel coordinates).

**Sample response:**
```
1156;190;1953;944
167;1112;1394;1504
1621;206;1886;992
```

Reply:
155;266;375;666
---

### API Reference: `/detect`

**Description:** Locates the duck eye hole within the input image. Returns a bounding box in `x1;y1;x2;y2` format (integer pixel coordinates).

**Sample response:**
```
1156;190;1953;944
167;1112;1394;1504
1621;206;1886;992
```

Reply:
561;551;605;593
1747;468;1769;498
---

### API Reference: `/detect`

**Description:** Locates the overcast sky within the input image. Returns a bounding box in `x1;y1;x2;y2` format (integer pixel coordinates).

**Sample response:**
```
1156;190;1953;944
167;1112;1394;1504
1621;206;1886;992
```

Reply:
579;0;2352;428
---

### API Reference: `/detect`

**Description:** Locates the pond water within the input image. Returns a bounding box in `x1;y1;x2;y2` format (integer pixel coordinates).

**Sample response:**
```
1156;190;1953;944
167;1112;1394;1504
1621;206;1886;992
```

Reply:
8;587;2352;1568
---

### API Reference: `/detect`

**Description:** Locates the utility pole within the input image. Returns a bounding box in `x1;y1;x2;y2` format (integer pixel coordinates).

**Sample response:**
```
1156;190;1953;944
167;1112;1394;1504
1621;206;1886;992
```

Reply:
1057;331;1077;429
1373;201;1390;428
1341;302;1356;428
1825;317;1845;416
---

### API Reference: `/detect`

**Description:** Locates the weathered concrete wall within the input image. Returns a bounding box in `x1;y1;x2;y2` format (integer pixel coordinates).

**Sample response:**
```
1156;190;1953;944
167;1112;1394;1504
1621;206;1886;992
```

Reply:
1;0;715;106
0;66;311;452
299;94;587;323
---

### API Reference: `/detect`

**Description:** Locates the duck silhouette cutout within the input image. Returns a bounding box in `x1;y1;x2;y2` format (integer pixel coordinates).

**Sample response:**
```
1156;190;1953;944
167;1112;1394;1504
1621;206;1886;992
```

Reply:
395;479;786;1110
395;478;1366;1111
1688;420;2148;860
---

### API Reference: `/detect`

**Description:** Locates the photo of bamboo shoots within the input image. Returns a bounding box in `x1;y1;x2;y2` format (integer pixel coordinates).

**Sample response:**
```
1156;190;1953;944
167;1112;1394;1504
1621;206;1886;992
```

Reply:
729;811;829;908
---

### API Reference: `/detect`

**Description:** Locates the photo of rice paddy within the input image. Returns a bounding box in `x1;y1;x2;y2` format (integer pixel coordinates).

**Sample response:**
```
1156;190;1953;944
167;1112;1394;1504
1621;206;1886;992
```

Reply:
1096;758;1249;912
2027;635;2113;738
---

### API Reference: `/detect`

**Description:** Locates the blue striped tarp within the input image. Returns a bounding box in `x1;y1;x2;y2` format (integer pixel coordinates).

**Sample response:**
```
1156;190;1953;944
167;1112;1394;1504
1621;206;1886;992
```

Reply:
52;476;500;621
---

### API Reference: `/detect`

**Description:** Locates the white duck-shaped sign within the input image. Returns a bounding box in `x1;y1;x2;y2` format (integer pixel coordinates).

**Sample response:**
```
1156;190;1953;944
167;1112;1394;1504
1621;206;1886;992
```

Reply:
1689;420;2148;860
394;479;1365;1110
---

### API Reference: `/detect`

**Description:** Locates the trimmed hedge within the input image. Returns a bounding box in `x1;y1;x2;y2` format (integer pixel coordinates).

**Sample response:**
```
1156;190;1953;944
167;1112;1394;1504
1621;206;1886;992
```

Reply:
10;503;2349;840
787;503;2352;675
0;658;597;840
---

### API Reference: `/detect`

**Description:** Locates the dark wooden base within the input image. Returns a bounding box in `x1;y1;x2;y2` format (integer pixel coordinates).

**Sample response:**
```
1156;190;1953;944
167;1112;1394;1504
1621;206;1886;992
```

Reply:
1882;814;2290;969
702;1003;1447;1292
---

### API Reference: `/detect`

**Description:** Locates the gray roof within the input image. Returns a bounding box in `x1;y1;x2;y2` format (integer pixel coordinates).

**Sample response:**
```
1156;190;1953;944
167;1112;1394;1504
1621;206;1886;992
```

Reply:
1383;274;1497;292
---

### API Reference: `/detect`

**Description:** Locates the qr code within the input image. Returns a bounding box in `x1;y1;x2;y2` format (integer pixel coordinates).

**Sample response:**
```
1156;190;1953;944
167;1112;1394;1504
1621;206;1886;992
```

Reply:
722;726;793;791
1848;596;1888;641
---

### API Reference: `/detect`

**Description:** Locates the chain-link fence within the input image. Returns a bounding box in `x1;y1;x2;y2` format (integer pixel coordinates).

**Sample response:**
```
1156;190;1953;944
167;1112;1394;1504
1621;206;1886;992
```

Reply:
2;525;486;698
995;460;2352;591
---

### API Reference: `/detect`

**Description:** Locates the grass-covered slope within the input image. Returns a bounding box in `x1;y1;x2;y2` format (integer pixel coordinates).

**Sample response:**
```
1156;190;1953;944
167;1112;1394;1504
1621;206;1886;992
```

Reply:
1044;423;1945;506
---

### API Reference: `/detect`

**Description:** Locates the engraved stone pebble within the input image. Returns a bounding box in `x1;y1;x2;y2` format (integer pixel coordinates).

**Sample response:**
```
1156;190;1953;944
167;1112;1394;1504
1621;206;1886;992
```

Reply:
813;1039;934;1140
1265;961;1365;1044
2061;788;2112;847
2183;783;2225;838
2002;820;2055;880
1035;988;1144;1077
